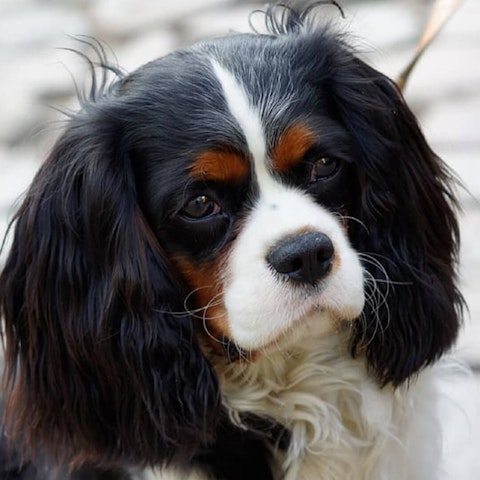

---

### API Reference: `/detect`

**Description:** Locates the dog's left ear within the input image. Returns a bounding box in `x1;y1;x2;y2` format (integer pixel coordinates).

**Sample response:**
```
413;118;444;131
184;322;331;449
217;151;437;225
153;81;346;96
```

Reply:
328;57;463;386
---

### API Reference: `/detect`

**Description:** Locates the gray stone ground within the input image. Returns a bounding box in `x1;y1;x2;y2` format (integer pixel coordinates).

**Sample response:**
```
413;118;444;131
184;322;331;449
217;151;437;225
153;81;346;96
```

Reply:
0;0;479;476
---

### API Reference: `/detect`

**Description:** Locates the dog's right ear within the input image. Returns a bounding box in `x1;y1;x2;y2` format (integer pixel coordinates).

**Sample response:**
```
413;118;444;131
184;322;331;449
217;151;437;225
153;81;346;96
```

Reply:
0;96;220;469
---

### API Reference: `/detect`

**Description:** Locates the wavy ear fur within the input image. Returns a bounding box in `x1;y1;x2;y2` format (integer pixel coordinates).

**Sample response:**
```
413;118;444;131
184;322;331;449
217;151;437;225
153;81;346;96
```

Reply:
329;57;463;386
0;98;220;467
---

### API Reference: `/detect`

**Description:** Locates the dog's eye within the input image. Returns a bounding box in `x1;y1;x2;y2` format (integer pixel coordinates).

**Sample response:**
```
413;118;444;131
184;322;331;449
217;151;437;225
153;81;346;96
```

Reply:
309;157;338;182
181;195;222;219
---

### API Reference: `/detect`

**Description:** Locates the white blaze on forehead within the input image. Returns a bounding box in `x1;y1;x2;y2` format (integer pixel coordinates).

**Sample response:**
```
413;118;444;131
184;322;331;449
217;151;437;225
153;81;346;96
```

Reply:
210;60;275;191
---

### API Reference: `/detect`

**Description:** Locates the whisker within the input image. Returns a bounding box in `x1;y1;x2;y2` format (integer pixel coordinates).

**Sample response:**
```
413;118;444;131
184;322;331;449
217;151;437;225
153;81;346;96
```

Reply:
199;292;229;347
336;213;370;234
152;286;224;318
360;268;392;346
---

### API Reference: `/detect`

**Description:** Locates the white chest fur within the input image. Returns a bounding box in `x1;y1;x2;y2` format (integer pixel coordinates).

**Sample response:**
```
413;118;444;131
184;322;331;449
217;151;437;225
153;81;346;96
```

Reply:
214;334;446;480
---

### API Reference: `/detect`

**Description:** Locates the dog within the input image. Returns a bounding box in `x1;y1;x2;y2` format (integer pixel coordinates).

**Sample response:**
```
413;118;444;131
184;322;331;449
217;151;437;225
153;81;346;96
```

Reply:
0;3;465;479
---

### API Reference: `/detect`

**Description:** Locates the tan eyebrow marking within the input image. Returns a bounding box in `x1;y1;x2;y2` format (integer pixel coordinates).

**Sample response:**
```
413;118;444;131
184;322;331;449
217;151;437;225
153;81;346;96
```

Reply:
271;124;316;172
190;150;249;183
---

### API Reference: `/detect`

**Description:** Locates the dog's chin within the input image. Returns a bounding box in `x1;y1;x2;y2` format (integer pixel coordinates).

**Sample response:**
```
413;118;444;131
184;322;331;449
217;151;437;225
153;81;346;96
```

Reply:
223;306;357;362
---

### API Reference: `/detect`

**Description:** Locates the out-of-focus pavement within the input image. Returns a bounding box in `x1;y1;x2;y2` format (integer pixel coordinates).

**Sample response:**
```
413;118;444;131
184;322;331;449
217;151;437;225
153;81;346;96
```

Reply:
0;0;479;476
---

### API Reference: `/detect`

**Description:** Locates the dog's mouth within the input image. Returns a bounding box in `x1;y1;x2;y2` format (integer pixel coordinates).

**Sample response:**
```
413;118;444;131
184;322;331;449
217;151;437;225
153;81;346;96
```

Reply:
218;302;348;363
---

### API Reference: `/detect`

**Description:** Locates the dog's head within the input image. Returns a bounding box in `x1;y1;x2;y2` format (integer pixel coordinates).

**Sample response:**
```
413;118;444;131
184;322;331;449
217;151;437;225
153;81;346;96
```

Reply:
0;4;462;471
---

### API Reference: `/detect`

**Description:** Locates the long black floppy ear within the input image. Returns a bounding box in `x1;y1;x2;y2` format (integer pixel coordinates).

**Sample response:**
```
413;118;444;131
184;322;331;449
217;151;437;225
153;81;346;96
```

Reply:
329;57;463;386
0;90;220;468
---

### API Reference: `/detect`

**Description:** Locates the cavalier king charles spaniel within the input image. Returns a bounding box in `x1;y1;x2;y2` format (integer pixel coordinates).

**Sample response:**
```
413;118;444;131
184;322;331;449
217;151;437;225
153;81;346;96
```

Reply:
0;3;464;480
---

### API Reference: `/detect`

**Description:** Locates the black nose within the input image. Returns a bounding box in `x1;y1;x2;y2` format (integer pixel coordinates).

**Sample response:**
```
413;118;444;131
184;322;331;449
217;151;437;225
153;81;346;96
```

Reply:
266;231;334;285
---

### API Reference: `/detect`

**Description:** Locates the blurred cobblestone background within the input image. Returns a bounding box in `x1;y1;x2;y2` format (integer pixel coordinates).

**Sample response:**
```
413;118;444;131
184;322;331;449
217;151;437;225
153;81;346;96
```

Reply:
0;0;479;473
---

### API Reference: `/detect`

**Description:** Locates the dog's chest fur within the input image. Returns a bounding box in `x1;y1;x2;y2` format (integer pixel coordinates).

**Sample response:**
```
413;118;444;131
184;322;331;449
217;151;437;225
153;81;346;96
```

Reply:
209;334;443;480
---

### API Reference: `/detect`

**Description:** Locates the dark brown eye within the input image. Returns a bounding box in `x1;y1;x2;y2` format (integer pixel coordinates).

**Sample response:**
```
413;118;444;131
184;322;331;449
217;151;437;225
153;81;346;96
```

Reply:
181;195;221;219
309;157;338;182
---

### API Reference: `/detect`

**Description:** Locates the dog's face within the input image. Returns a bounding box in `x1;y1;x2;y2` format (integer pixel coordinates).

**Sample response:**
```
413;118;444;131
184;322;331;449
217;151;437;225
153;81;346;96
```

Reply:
0;7;462;471
128;44;364;354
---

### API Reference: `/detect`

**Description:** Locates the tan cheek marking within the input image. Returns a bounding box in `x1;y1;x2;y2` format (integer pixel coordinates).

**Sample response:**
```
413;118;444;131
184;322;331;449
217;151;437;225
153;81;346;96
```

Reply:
272;124;316;172
190;150;249;183
173;255;231;355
